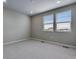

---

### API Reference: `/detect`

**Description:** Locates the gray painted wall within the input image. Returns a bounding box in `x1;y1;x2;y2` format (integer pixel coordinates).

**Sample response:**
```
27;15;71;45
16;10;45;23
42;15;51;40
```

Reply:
3;8;31;43
31;4;76;46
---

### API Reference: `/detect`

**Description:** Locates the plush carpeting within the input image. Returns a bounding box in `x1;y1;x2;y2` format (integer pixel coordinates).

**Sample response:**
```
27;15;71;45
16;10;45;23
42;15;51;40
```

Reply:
4;40;76;59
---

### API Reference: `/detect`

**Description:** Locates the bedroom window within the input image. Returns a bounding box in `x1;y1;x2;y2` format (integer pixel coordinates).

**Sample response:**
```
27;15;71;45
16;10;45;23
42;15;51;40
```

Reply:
43;14;54;31
42;9;72;32
55;10;71;32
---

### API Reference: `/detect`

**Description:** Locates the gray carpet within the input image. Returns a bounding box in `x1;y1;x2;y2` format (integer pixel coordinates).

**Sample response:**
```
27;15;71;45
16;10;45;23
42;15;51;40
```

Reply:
4;40;76;59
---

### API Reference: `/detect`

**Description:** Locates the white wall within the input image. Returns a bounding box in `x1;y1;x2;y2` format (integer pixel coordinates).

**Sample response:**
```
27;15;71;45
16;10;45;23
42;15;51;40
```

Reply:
3;8;31;43
31;4;76;46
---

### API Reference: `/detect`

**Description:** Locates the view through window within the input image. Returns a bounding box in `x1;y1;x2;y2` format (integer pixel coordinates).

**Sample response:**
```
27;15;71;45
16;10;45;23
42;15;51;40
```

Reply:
56;10;71;32
43;14;54;31
43;10;71;32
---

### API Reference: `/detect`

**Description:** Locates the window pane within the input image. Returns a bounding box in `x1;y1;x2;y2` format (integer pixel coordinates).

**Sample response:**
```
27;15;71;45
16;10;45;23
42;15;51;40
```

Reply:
56;10;71;22
44;24;53;31
56;10;71;32
43;14;53;24
56;22;71;32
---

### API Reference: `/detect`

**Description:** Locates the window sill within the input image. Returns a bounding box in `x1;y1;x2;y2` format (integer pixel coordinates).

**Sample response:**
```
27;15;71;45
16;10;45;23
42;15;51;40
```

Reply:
42;30;71;33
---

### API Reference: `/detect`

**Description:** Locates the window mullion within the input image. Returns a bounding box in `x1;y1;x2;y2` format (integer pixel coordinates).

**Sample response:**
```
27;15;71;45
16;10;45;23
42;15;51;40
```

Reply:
53;13;56;32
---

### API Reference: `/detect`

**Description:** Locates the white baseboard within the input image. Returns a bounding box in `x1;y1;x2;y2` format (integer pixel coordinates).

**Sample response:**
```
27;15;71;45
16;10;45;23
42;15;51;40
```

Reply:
30;38;76;49
4;38;76;49
3;39;29;45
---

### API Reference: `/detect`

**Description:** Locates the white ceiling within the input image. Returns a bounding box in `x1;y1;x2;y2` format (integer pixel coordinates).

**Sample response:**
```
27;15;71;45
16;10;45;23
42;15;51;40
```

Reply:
3;0;76;16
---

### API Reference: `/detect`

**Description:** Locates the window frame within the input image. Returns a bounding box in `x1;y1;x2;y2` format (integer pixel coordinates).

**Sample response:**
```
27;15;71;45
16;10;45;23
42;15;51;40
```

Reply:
55;10;72;32
42;13;54;32
42;9;72;33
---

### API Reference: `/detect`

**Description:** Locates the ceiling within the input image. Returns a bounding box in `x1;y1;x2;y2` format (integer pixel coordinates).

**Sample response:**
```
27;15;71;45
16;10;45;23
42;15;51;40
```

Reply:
3;0;76;16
